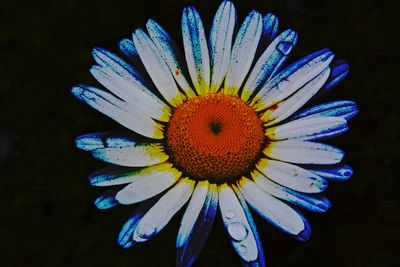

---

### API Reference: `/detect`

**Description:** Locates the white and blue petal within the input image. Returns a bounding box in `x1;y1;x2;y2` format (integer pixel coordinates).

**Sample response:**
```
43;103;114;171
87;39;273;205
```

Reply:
262;68;331;125
319;60;349;93
219;183;259;262
252;170;331;213
146;19;196;98
71;85;164;139
177;182;218;267
264;140;344;165
256;158;328;193
265;116;348;141
309;164;353;181
133;178;195;242
94;189;120;210
224;10;263;95
242;29;298;101
76;133;168;167
252;49;334;111
133;29;185;106
182;6;210;95
89;163;180;187
115;164;182;205
209;0;236;93
292;100;358;121
237;177;310;239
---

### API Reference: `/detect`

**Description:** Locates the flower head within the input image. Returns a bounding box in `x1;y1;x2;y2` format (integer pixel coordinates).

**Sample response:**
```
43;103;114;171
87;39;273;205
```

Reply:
72;1;357;266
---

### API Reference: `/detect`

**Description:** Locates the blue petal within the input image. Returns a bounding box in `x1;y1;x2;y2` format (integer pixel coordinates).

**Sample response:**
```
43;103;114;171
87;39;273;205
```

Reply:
322;60;349;92
308;164;353;180
119;38;139;62
75;132;135;151
176;184;218;267
262;13;279;42
293;100;358;121
94;192;119;210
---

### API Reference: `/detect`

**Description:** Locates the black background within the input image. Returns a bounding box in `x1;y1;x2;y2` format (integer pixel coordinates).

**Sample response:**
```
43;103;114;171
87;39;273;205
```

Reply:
1;0;399;266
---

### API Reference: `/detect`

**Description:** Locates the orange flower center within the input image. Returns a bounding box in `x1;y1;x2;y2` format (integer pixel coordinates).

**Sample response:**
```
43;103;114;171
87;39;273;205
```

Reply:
166;94;265;182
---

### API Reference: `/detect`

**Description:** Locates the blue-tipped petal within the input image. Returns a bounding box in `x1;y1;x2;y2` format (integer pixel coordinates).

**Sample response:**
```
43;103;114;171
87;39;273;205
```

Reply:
309;164;353;181
94;192;119;210
209;0;236;93
182;6;211;95
71;85;164;139
117;197;158;248
75;132;137;151
119;38;140;62
252;49;334;111
252;170;331;213
292;100;359;121
176;183;218;267
321;60;349;92
224;10;263;95
242;29;298;101
232;185;266;267
262;13;279;42
295;211;312;242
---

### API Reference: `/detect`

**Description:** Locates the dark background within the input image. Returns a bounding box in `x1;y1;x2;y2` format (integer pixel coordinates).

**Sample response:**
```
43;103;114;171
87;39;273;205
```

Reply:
1;0;399;266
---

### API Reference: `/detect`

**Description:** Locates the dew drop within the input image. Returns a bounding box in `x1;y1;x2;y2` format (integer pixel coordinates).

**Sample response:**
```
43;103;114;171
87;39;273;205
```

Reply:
224;210;236;219
228;222;248;242
277;41;293;56
137;223;156;239
238;244;247;253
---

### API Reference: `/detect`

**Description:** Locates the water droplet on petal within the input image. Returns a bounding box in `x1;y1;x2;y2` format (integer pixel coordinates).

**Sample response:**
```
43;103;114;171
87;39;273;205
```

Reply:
228;222;248;242
137;223;156;239
238;244;247;253
225;210;236;219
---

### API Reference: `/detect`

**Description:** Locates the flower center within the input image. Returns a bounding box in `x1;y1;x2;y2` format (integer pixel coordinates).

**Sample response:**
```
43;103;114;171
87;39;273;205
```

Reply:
166;94;265;182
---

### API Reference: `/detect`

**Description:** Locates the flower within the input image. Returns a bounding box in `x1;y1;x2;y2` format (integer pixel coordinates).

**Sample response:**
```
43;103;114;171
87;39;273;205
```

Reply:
72;1;358;266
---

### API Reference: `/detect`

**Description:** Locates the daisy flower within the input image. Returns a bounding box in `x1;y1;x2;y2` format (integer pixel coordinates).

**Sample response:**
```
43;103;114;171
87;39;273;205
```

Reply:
72;1;358;266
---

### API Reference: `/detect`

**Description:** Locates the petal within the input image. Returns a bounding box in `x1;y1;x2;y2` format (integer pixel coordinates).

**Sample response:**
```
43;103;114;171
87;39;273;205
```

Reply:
146;19;196;98
308;164;353;181
262;13;279;42
256;158;328;193
133;178;195;242
237;177;308;238
224;10;263;95
89;163;180;187
242;29;298;101
71;85;164;139
94;189;120;210
90;64;170;122
231;185;266;267
118;38;141;65
319;60;349;93
252;49;334;111
292;100;358;121
182;6;210;95
264;140;344;165
115;165;182;205
252;170;331;213
176;182;218;267
117;197;158;249
265;116;348;141
218;184;258;262
262;67;331;125
133;29;185;106
209;0;236;93
76;132;140;151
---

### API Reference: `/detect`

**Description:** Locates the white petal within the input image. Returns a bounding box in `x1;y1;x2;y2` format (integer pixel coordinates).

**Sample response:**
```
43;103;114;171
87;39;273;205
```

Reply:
265;116;348;141
146;19;196;98
224;11;263;95
251;170;331;213
262;68;330;124
252;49;334;111
133;178;195;242
89;162;179;187
219;184;258;262
209;1;236;93
242;29;298;102
177;181;209;247
71;85;163;139
256;158;328;193
237;177;306;236
264;140;344;165
116;165;182;205
182;7;211;95
133;29;185;106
